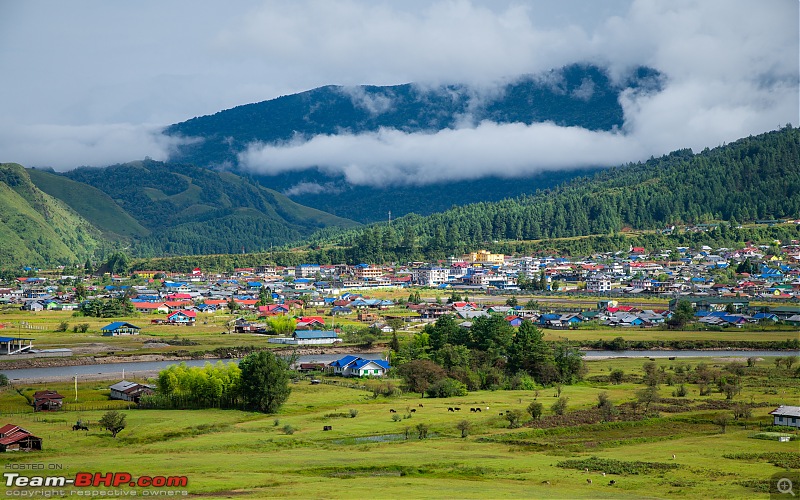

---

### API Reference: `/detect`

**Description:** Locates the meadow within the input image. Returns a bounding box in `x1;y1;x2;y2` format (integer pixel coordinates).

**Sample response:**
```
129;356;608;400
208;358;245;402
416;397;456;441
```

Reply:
0;357;798;499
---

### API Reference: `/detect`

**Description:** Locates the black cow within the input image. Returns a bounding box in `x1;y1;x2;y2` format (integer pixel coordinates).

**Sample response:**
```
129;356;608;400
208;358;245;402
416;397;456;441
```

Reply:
448;408;454;412
410;409;416;413
454;407;461;411
609;480;616;486
389;409;396;413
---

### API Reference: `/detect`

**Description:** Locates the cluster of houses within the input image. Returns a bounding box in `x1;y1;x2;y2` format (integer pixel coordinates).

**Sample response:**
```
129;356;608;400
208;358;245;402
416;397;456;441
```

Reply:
1;244;800;344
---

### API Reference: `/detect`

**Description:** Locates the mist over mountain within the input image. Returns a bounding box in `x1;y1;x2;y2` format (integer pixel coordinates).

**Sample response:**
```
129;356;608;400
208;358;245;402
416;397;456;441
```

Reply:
165;64;661;221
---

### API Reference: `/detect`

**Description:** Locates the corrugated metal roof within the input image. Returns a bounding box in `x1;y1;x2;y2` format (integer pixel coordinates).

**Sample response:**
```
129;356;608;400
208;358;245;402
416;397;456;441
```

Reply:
770;405;800;417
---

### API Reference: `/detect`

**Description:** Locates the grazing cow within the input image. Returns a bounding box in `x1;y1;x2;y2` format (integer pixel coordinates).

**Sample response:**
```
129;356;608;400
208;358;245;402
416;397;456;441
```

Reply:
476;408;481;412
499;412;504;416
609;480;616;486
470;408;476;412
541;481;550;485
602;473;606;477
448;408;454;412
323;426;332;431
419;404;424;408
410;409;416;413
587;479;592;485
454;407;461;411
389;409;396;413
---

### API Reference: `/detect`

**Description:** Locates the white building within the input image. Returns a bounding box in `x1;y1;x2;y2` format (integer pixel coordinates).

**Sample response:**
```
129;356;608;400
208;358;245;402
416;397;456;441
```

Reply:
413;267;449;286
587;275;612;293
769;406;800;428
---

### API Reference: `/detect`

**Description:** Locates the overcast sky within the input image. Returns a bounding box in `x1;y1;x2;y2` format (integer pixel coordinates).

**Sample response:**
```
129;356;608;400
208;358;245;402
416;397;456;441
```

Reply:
0;0;797;185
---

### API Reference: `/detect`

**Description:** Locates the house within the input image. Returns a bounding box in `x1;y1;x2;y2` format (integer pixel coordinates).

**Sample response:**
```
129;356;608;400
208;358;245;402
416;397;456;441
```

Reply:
109;381;154;403
295;317;326;330
329;355;390;377
101;322;141;336
167;310;196;325
133;302;170;314
0;424;42;452
769;405;800;428
268;330;341;345
33;390;64;412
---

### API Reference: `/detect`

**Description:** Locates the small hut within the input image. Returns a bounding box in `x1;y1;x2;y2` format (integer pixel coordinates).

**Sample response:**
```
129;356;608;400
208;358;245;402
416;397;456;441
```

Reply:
33;390;64;412
0;424;42;451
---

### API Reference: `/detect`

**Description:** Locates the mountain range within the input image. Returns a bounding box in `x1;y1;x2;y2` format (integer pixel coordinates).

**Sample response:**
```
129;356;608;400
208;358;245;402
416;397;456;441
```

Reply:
165;64;661;222
4;64;795;269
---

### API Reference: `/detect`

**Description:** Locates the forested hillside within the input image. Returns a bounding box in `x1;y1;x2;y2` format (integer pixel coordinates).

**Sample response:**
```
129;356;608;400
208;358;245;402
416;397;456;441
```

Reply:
165;64;661;222
61;160;359;257
0;164;101;267
303;126;800;263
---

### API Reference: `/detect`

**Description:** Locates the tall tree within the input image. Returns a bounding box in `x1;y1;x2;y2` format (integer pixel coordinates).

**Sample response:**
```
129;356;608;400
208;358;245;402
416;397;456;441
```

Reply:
238;351;291;413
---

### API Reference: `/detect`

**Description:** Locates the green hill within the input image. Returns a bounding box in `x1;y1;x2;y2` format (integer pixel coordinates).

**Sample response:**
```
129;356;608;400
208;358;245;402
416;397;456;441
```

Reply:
0;163;102;267
62;160;360;257
28;168;149;239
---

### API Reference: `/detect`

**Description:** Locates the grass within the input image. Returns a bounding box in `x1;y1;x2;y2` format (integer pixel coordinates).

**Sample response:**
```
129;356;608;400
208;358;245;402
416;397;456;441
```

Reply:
0;357;797;498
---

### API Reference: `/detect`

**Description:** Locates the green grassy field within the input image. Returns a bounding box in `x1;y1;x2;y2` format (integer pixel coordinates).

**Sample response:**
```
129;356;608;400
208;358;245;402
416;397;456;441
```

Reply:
0;357;797;499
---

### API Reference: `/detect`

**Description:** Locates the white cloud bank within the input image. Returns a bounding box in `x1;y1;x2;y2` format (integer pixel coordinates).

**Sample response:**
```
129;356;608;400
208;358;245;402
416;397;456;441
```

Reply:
0;0;796;176
234;0;798;186
0;122;191;169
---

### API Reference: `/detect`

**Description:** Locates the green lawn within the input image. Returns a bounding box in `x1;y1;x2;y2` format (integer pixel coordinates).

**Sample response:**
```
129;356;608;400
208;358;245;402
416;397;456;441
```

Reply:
1;357;797;499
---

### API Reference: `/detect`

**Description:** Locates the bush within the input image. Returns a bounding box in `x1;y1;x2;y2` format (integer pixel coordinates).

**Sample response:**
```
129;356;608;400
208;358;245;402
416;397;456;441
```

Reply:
551;397;569;416
282;424;295;435
425;378;468;398
505;409;524;428
55;321;68;332
527;401;543;420
349;409;359;418
609;369;624;385
673;384;688;397
0;373;8;386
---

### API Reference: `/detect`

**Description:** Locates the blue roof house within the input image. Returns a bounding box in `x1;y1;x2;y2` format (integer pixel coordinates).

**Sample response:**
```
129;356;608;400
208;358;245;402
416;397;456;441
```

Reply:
101;322;141;336
329;356;390;377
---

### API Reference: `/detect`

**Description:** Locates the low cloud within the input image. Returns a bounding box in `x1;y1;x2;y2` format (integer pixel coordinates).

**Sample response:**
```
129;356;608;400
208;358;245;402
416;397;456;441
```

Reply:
283;181;344;196
240;121;647;187
237;0;798;187
0;122;195;170
338;86;395;116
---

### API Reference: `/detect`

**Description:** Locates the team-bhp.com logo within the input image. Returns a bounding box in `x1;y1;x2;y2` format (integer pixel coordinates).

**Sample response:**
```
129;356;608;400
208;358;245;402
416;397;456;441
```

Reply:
5;472;188;488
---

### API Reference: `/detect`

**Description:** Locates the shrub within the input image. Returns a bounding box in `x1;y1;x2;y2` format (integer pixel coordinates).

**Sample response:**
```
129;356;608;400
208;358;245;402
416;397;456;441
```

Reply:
55;321;68;332
505;409;524;428
349;409;359;418
425;378;468;398
392;414;402;422
527;401;543;420
609;369;624;385
282;424;295;435
672;384;688;397
551;397;568;416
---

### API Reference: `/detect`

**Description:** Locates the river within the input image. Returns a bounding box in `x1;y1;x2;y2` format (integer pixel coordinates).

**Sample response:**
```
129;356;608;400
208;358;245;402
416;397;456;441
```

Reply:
1;349;796;382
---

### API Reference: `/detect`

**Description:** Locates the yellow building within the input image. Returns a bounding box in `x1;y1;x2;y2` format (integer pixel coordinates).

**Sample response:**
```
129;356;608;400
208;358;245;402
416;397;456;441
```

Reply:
466;250;505;265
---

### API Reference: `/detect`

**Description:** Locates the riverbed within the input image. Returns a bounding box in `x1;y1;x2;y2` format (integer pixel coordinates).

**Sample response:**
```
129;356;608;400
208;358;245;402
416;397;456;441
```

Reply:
1;349;796;383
